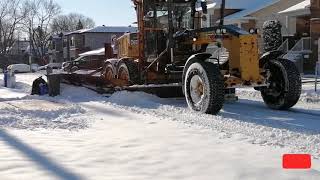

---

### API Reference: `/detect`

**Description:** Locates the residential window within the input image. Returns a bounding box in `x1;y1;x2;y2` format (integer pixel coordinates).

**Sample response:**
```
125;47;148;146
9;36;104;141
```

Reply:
82;35;85;47
70;37;75;47
63;39;67;47
52;41;56;50
209;14;216;27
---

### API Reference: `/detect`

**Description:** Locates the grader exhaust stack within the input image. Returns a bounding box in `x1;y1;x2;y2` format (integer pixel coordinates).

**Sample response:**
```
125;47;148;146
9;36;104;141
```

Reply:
220;0;226;26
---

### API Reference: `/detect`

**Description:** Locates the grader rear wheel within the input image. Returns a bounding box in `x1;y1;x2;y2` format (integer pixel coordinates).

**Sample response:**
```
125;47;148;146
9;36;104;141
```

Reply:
117;60;139;85
118;66;129;82
102;63;115;81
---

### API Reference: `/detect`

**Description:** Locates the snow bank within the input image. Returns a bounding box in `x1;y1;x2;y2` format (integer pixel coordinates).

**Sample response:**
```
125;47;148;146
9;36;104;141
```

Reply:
107;91;167;108
0;73;43;101
237;85;320;104
104;90;320;159
0;73;319;179
0;100;87;130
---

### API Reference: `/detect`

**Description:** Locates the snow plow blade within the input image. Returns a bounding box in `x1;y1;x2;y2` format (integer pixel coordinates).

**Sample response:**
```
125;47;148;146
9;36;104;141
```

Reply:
61;73;183;98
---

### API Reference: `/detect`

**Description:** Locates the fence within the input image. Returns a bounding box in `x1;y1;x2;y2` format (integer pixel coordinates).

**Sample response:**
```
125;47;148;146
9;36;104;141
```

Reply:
290;37;311;52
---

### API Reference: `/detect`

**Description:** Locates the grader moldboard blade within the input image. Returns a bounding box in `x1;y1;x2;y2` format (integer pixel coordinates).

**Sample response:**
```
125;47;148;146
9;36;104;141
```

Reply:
61;72;184;98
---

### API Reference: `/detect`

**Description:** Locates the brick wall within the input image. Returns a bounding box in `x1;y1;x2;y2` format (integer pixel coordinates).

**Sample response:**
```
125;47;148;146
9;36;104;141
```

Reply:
310;0;320;72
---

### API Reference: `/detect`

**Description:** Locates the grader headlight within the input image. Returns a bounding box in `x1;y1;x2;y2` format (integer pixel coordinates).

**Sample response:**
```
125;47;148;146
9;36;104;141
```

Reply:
249;28;259;34
216;28;227;35
222;28;227;34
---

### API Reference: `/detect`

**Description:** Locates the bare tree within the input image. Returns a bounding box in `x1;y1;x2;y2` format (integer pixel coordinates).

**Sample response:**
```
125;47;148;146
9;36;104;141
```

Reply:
23;0;61;61
51;13;95;34
0;0;28;54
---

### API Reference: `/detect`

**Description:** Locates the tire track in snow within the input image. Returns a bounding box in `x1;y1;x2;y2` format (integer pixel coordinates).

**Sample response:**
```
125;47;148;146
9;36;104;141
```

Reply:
104;91;320;159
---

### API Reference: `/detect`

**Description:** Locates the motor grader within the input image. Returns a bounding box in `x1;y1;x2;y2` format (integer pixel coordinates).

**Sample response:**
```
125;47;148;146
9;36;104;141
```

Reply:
100;0;302;115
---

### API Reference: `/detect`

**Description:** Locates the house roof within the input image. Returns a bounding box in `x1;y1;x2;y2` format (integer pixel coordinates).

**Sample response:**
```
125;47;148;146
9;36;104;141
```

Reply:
64;29;91;36
209;0;279;10
85;26;138;33
278;0;310;14
219;0;280;21
79;47;105;57
196;2;217;11
65;26;138;36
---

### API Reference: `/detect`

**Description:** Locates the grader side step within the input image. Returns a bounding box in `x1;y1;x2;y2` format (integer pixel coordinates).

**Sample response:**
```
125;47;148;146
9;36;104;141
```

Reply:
224;94;239;102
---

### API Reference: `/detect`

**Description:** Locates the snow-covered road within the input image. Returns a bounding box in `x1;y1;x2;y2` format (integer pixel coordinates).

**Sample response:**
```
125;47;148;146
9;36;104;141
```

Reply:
0;73;319;180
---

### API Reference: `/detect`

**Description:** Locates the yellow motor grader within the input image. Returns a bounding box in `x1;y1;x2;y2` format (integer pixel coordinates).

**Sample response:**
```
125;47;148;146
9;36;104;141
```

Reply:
101;0;301;115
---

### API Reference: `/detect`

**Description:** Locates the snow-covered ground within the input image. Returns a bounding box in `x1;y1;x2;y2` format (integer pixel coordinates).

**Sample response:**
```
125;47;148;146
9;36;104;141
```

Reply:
0;73;319;180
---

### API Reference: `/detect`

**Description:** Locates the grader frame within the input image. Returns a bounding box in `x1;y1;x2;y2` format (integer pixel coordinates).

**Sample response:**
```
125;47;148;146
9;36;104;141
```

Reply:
99;0;301;114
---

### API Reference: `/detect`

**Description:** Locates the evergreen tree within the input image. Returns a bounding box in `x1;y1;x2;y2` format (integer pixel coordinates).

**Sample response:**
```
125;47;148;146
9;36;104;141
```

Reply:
76;20;84;30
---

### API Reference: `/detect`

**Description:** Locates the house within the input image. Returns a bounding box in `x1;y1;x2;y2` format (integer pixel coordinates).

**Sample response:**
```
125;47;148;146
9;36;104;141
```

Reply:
200;0;304;33
49;33;64;63
197;0;304;51
63;29;89;62
278;0;320;73
62;26;137;61
183;1;242;28
9;40;30;55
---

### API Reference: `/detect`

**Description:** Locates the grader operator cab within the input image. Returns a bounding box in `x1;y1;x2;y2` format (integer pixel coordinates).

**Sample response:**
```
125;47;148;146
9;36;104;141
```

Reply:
101;0;302;115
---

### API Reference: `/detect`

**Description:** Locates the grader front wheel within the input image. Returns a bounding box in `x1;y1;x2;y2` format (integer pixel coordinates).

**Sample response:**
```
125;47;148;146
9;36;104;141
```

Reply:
261;59;302;110
184;61;225;115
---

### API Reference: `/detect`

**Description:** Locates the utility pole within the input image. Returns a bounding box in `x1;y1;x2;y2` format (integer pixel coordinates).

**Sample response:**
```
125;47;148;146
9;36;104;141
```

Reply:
29;26;32;66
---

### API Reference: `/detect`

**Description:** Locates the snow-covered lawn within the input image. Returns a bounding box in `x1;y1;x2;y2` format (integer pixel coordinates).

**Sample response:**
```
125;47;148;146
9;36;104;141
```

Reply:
0;73;319;180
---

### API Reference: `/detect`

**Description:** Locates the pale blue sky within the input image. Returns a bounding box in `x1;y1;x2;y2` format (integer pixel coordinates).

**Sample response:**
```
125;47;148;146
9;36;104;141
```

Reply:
54;0;136;26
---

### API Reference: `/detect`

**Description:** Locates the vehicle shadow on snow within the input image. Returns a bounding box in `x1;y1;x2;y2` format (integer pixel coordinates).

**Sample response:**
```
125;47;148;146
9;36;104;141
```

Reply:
0;129;82;180
82;103;137;119
222;99;320;134
108;92;320;135
105;91;187;109
59;87;320;134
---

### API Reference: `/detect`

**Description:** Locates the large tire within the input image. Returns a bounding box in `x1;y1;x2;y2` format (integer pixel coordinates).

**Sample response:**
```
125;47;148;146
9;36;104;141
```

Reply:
184;61;224;115
117;60;139;85
71;66;79;73
261;59;301;110
102;62;115;81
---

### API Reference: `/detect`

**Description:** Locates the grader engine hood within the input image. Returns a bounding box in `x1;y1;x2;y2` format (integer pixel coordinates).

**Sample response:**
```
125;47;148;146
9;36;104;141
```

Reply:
191;25;251;44
188;25;262;83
